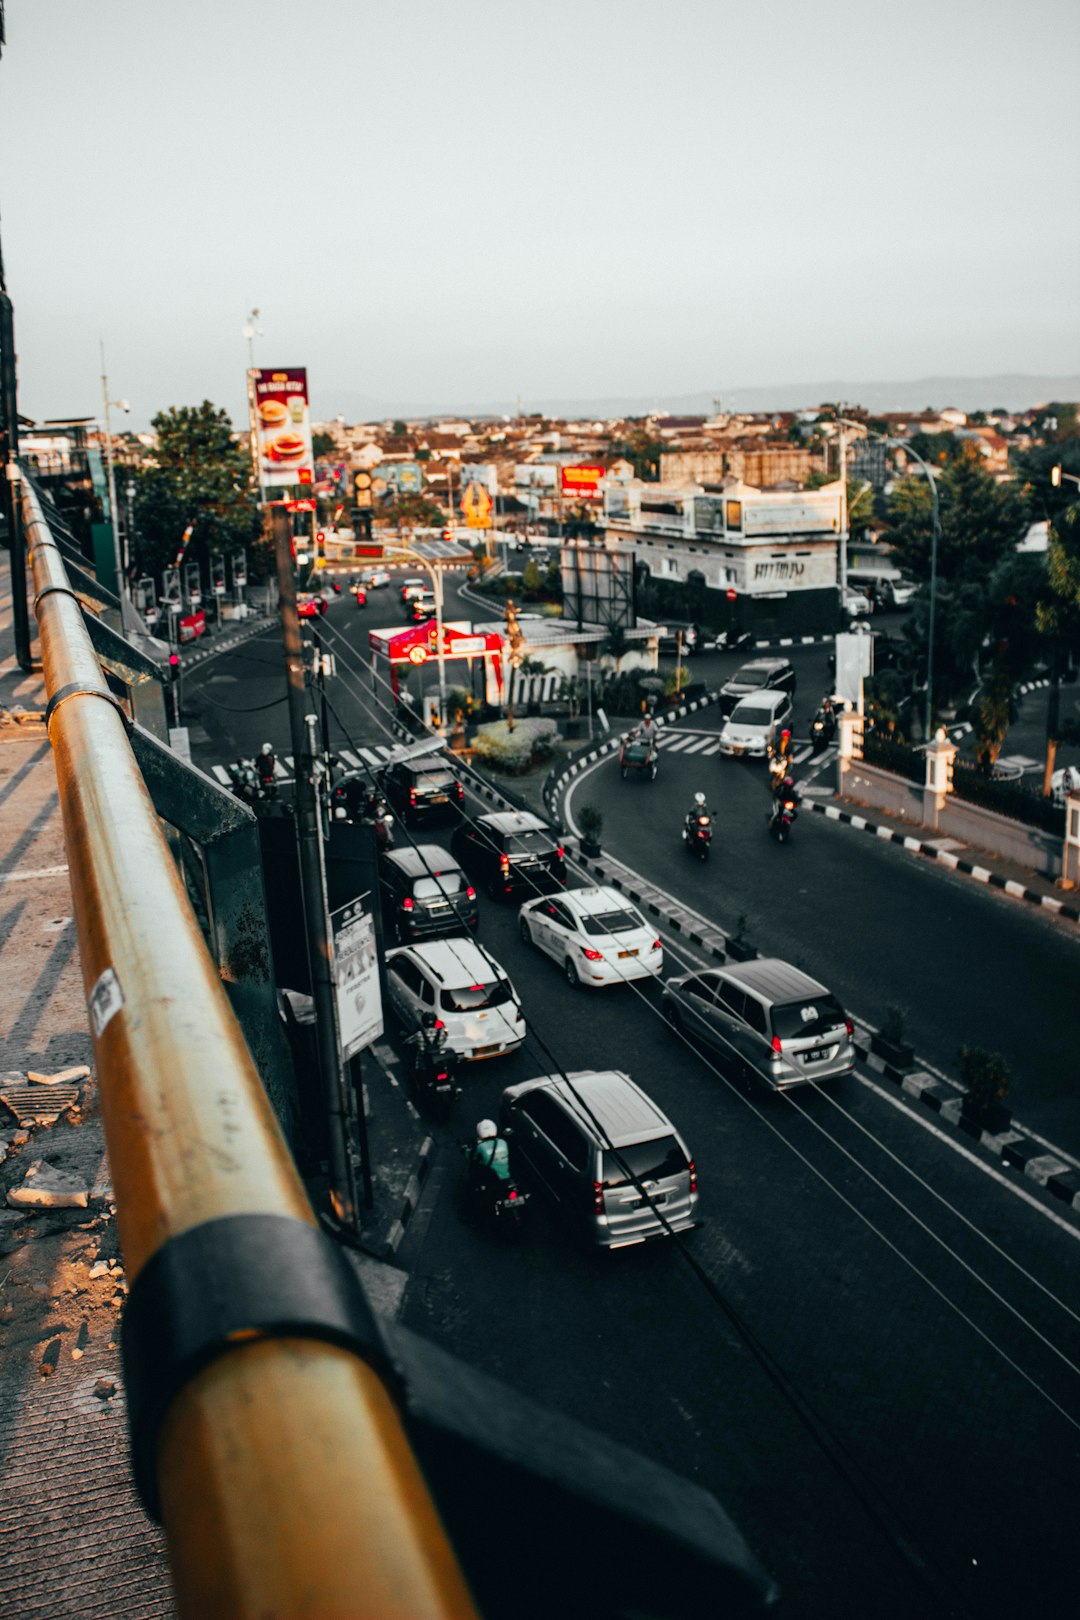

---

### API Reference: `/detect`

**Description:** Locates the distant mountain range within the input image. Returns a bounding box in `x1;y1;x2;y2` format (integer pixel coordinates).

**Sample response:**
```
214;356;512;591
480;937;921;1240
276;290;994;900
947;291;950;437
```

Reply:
313;374;1080;424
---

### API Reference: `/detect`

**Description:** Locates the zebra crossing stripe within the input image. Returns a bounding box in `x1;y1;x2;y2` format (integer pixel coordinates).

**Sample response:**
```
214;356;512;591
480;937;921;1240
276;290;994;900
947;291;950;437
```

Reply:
338;749;362;767
663;735;697;753
359;746;383;765
211;765;231;784
700;742;720;756
274;759;290;778
679;736;715;755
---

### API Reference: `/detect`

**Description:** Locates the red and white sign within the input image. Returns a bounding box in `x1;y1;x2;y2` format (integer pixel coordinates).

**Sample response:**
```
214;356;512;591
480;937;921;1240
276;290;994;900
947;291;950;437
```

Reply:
249;367;314;492
560;463;606;501
178;610;206;643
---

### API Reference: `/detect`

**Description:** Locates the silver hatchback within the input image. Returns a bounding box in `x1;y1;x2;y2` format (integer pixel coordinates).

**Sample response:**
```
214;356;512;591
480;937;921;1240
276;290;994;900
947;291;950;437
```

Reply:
662;957;855;1090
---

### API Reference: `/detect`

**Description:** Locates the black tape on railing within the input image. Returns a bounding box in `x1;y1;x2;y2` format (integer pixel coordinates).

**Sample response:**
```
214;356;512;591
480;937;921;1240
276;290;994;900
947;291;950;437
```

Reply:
121;1214;397;1521
43;680;132;731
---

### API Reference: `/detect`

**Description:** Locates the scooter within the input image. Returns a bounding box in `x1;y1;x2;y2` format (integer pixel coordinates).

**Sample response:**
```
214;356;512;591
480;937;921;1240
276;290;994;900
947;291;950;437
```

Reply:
228;760;269;808
459;1143;529;1235
768;793;799;843
714;628;752;653
810;701;837;755
682;812;713;862
410;1042;462;1121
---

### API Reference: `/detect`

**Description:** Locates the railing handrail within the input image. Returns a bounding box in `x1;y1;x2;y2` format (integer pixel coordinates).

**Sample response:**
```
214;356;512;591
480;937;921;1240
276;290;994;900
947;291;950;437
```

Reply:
21;470;476;1620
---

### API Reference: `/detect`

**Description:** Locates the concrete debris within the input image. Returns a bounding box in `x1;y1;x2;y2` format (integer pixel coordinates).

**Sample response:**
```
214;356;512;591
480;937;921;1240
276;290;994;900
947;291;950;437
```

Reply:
12;1130;30;1146
88;1261;110;1280
0;1083;81;1127
27;1065;91;1087
7;1160;90;1210
92;1375;117;1402
39;1337;62;1377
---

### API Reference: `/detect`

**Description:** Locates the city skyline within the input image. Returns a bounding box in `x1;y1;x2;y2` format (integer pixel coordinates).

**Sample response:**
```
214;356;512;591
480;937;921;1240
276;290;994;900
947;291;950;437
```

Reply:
1;0;1077;431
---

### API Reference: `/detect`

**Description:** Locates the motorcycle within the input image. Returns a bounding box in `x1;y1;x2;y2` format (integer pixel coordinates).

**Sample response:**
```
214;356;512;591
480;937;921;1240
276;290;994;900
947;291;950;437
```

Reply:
714;628;752;653
809;701;837;755
330;776;395;850
228;760;269;809
409;1041;461;1121
682;811;713;862
768;792;799;843
459;1142;529;1235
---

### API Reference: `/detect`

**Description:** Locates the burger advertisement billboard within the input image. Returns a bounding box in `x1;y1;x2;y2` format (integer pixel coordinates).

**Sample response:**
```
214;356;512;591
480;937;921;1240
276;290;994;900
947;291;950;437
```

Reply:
250;368;314;491
560;463;606;501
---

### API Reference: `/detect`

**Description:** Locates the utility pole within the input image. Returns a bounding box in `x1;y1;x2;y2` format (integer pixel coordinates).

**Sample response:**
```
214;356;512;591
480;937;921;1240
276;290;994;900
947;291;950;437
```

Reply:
505;596;524;732
272;508;358;1230
837;408;848;601
0;235;31;671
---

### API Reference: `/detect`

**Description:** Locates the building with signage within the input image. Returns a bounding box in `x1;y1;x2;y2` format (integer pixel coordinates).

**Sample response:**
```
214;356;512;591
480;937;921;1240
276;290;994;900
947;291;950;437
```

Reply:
603;478;844;639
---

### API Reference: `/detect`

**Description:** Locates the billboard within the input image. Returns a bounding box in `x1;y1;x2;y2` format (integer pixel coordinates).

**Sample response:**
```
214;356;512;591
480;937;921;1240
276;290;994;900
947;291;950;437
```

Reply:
370;461;423;500
561;463;606;501
459;463;498;496
330;892;383;1060
250;368;313;491
560;545;637;630
514;463;557;490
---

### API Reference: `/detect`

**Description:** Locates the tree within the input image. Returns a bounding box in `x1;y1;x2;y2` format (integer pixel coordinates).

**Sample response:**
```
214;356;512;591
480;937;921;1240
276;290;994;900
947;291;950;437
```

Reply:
132;401;262;582
312;430;336;458
392;419;408;437
385;493;446;534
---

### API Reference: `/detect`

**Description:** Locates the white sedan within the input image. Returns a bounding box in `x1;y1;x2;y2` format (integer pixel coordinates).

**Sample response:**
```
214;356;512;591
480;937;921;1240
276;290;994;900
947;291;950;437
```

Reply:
519;885;663;988
362;568;392;588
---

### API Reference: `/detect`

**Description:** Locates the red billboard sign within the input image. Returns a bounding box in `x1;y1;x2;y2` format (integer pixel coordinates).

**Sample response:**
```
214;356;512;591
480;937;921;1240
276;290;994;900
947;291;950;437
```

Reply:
560;463;606;501
249;367;314;492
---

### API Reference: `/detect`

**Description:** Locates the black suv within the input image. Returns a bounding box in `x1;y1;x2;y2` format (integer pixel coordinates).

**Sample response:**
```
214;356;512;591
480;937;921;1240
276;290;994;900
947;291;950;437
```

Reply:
379;844;478;943
451;810;566;902
379;757;464;825
719;657;797;715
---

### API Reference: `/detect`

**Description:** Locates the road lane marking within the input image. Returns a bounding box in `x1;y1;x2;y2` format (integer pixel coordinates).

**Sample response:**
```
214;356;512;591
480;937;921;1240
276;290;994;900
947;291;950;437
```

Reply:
679;736;715;755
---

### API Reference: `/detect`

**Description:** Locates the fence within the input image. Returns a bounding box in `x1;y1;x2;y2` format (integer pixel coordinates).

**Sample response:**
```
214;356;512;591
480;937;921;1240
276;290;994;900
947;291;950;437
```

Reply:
862;729;925;785
951;755;1066;836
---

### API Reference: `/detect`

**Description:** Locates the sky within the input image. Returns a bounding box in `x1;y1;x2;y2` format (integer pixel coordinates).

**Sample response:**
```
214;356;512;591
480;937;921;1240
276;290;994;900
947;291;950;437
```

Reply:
1;0;1078;429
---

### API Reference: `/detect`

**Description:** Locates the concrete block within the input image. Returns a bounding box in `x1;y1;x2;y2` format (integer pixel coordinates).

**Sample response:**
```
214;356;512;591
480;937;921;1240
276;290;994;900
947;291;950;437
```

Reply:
7;1159;90;1210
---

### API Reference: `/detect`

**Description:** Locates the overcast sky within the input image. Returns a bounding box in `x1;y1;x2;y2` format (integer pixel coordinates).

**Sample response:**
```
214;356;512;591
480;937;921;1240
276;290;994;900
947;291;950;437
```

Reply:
1;0;1078;428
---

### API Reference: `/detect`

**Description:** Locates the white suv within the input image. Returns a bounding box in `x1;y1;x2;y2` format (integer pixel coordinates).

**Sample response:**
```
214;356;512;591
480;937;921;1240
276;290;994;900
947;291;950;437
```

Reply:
385;937;525;1061
717;688;793;759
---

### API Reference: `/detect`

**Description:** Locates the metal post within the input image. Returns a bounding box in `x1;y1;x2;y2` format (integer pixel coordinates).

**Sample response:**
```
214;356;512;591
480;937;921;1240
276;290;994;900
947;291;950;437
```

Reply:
273;510;357;1230
349;1054;374;1210
434;563;447;724
838;411;848;601
100;342;125;586
0;278;32;671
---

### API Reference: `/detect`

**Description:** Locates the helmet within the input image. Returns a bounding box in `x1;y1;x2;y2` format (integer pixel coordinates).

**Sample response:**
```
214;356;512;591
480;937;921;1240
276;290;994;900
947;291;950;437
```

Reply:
421;1010;438;1029
261;743;273;756
476;1119;497;1140
694;791;706;806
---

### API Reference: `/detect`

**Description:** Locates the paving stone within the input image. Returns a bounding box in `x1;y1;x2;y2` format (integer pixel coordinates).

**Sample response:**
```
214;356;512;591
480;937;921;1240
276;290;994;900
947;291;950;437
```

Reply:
7;1160;90;1211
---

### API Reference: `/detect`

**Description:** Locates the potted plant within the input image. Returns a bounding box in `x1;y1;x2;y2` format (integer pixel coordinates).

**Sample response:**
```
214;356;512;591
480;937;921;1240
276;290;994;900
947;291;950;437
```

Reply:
956;1045;1012;1135
871;1005;914;1070
725;911;757;962
578;804;603;858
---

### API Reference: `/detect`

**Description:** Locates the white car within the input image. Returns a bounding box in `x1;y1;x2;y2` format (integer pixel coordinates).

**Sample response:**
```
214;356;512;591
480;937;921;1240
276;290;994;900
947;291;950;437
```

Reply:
717;689;794;758
363;568;392;589
518;885;663;988
384;937;525;1061
841;586;872;618
400;577;428;602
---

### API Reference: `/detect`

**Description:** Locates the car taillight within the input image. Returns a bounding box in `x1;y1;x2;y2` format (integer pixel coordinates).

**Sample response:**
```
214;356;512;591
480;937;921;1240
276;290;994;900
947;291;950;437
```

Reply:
592;1180;604;1213
456;781;464;798
845;1018;854;1038
466;886;476;900
515;1005;524;1021
409;789;417;805
581;947;604;961
650;939;661;952
508;1187;519;1201
499;854;510;875
435;1018;445;1030
771;1036;783;1056
688;1159;697;1193
556;845;565;860
402;897;415;911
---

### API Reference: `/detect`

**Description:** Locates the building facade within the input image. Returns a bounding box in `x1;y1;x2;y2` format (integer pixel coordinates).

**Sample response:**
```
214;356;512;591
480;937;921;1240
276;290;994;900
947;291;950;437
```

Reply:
603;478;843;639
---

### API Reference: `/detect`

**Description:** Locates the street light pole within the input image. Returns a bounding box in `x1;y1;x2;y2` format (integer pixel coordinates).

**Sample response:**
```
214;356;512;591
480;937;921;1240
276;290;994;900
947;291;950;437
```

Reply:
100;342;129;589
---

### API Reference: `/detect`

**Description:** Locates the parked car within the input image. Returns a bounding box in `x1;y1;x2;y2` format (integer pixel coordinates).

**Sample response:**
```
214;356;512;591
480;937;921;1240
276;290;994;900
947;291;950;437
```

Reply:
658;620;704;656
379;843;478;943
499;1069;698;1249
379;757;465;824
662;957;855;1091
296;594;327;619
879;576;918;609
841;585;872;619
451;810;566;901
718;657;797;714
409;591;437;622
363;568;392;589
518;885;662;987
400;577;428;603
717;688;794;758
385;938;524;1062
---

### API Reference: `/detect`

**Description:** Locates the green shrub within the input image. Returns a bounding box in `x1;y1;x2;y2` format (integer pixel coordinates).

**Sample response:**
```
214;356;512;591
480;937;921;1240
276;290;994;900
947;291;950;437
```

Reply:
471;717;558;774
957;1045;1011;1119
578;804;603;843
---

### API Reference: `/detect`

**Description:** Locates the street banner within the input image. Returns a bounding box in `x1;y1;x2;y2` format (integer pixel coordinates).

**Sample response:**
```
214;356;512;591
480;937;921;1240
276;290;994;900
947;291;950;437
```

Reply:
331;892;384;1059
178;609;205;642
249;367;314;492
461;479;493;528
560;463;606;501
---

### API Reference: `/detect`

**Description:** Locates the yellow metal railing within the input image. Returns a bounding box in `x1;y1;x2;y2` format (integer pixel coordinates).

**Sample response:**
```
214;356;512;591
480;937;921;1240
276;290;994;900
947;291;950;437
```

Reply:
22;474;477;1620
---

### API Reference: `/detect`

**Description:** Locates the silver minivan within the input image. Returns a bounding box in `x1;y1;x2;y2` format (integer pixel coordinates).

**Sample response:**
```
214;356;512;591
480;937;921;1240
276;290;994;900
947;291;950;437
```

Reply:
662;957;855;1090
499;1070;699;1249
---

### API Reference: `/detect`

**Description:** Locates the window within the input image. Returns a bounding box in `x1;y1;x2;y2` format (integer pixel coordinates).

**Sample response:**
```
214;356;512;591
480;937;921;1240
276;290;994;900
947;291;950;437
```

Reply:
389;956;424;995
772;996;846;1040
440;979;512;1012
741;996;767;1035
506;830;554;858
547;902;575;930
730;704;772;727
413;872;463;901
526;1092;588;1168
680;975;719;1003
602;1137;687;1188
715;983;746;1020
582;909;640;937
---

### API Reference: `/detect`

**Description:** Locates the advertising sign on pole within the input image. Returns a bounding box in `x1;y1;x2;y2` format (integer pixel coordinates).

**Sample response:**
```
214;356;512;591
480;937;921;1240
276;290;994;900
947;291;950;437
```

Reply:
331;892;383;1059
249;367;314;492
461;480;493;528
560;463;606;501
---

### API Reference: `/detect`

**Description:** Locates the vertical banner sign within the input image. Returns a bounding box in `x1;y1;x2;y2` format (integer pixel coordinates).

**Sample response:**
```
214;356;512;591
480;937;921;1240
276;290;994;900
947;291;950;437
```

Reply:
331;893;384;1059
250;367;314;492
560;463;606;501
460;479;493;529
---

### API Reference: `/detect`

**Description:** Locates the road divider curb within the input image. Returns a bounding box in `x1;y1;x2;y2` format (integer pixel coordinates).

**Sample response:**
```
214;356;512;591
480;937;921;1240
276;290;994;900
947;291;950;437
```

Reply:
542;692;719;826
805;800;1080;923
383;1135;435;1258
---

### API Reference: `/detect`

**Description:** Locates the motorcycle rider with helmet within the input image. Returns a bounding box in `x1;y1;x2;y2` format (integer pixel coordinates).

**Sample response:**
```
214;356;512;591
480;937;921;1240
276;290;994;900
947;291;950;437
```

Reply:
466;1117;513;1199
256;741;276;787
405;1009;448;1070
683;790;710;841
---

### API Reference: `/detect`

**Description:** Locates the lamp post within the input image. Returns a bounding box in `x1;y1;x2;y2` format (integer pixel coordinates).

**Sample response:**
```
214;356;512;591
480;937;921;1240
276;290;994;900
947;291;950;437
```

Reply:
384;543;448;723
242;306;263;371
99;342;130;589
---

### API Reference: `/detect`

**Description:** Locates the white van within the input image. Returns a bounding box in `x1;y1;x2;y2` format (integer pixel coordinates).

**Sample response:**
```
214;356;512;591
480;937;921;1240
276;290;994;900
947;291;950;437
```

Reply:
845;566;915;609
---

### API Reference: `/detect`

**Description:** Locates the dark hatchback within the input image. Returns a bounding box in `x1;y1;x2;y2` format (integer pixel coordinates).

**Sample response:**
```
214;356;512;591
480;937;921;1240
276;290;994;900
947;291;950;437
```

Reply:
451;810;566;901
718;657;796;715
379;758;465;825
379;844;478;943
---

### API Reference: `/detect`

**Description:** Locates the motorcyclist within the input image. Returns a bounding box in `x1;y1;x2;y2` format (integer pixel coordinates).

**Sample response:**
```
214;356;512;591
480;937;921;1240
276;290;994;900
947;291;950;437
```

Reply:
683;790;710;840
405;1010;448;1072
256;742;276;786
467;1117;512;1197
772;770;800;809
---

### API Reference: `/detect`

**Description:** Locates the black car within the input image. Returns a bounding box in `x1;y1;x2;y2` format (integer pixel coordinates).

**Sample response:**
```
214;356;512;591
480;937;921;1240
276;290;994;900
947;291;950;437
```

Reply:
379;757;464;825
657;620;704;656
379;844;478;943
718;657;797;715
451;810;566;902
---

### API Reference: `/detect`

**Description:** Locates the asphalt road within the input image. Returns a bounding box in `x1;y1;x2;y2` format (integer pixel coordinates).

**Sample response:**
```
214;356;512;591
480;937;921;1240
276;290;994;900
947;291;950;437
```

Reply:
180;580;1080;1619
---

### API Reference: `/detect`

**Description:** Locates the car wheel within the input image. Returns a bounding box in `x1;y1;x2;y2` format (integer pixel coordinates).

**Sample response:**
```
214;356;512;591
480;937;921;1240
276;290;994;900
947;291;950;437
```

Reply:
565;958;580;988
519;916;532;946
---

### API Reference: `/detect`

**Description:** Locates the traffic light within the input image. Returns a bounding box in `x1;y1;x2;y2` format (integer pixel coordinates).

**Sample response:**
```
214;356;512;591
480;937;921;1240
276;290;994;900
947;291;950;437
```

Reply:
168;653;180;682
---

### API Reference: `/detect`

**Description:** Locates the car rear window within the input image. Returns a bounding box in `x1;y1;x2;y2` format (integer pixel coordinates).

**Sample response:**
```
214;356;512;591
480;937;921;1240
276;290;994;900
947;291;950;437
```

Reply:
734;665;769;685
730;704;772;727
771;995;846;1040
602;1136;687;1188
506;830;554;857
413;872;464;901
582;908;642;937
440;979;512;1012
414;769;456;790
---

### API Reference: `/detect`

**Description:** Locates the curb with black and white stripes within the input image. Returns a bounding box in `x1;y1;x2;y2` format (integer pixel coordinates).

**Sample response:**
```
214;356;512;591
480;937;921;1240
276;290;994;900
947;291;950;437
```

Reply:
180;613;275;668
804;800;1080;924
382;1134;436;1258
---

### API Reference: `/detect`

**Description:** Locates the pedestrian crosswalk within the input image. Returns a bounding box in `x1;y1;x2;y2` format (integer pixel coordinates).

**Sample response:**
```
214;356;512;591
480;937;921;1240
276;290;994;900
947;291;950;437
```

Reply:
655;729;722;757
206;742;400;786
